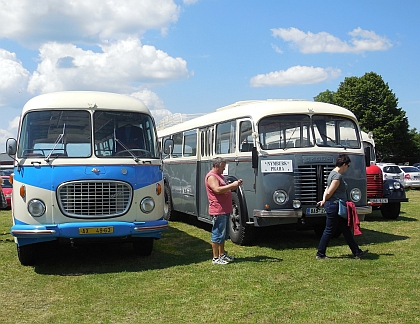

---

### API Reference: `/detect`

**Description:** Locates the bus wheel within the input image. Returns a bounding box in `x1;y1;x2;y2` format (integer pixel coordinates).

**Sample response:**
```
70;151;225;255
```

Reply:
230;192;253;245
133;238;154;256
381;202;401;219
17;244;37;266
164;183;178;221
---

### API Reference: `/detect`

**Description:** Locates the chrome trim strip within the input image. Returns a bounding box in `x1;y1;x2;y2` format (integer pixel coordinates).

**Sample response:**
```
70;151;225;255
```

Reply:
253;209;302;218
11;229;56;235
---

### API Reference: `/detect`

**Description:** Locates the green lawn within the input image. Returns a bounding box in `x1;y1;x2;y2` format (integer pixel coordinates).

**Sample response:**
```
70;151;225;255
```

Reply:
1;191;419;323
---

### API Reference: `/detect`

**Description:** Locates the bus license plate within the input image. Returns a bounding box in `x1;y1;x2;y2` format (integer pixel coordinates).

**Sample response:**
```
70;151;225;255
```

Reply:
79;227;114;234
306;208;326;215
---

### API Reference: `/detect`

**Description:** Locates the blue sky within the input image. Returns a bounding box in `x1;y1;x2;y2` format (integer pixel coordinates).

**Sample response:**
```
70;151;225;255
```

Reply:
1;0;419;152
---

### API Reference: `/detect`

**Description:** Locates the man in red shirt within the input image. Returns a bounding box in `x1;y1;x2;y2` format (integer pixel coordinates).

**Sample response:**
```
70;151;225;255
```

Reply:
205;157;243;265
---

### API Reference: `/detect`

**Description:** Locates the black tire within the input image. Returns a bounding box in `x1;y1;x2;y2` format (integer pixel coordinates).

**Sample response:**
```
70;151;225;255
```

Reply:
133;238;154;256
381;202;401;219
163;183;172;221
17;244;37;266
163;183;179;221
230;192;253;245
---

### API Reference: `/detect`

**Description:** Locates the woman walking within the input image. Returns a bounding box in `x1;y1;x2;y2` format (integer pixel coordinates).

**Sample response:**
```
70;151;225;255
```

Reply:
316;153;368;259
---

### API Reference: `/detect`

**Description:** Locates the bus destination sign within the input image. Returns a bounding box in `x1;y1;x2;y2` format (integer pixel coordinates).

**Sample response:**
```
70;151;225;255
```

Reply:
261;160;293;173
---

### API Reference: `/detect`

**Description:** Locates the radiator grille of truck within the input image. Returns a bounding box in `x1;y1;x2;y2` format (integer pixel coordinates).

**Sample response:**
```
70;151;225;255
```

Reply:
294;165;334;203
57;181;132;218
367;174;383;197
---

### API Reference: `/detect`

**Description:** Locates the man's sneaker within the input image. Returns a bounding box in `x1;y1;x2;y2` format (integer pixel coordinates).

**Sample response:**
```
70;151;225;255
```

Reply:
316;254;329;260
220;252;235;262
212;257;229;265
354;249;369;259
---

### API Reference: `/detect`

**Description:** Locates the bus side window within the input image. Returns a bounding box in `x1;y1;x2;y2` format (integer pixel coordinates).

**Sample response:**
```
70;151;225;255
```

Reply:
216;120;236;154
172;133;182;158
183;130;197;157
239;120;253;152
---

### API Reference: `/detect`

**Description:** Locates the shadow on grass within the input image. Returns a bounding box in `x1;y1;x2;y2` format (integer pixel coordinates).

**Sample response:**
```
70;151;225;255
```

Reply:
363;207;417;222
251;226;408;251
174;212;408;252
32;211;408;274
33;225;211;275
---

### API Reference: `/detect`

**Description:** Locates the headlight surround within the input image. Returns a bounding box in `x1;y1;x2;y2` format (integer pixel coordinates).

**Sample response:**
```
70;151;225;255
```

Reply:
393;181;401;190
273;190;288;205
140;197;155;213
27;199;46;217
350;188;361;202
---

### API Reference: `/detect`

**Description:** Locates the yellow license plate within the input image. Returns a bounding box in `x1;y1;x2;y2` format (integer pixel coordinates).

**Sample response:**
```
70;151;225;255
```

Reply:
79;227;114;234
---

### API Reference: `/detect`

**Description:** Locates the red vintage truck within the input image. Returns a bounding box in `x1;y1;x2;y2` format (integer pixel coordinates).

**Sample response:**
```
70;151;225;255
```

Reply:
362;131;408;219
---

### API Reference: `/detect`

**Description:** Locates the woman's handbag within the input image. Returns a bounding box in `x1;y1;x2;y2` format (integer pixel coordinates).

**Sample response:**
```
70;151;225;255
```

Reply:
338;199;347;218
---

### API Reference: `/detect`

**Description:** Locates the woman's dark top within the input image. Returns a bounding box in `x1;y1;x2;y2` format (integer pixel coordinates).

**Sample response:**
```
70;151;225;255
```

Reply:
326;170;347;201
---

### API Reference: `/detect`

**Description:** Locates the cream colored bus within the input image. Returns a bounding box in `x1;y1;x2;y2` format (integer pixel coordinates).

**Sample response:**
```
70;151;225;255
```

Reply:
159;99;371;245
7;91;167;265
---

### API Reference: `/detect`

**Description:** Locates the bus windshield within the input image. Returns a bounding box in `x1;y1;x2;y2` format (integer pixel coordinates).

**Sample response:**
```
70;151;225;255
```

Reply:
18;109;159;159
18;110;92;158
258;114;360;150
94;111;159;158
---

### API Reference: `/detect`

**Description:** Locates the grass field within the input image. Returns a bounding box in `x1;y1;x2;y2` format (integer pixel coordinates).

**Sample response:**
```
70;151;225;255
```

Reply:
1;190;419;323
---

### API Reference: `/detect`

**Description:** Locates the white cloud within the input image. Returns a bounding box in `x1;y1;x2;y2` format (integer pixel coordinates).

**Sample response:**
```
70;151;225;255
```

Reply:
27;38;190;94
183;0;198;4
0;0;180;46
250;65;341;87
0;49;30;106
271;27;392;53
0;128;15;149
271;44;283;54
8;116;20;131
130;89;173;123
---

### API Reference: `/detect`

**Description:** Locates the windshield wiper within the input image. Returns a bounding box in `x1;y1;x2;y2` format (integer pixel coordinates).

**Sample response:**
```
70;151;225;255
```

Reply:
114;129;140;163
318;133;346;149
45;124;66;162
284;126;298;150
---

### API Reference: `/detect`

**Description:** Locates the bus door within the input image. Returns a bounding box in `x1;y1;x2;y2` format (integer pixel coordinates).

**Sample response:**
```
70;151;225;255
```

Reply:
181;130;198;216
236;119;255;194
197;127;214;221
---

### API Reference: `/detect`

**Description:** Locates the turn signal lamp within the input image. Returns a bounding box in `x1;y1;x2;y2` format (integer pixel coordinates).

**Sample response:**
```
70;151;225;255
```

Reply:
156;183;162;195
20;185;26;198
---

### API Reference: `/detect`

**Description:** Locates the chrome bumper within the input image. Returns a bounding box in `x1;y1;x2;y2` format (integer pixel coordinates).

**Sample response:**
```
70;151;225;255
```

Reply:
253;209;302;218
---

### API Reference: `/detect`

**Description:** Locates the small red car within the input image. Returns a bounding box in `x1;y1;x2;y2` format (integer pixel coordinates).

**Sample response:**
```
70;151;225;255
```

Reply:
1;176;12;209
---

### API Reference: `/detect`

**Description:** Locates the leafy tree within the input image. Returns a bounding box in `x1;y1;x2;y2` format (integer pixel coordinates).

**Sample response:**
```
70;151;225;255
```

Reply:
314;72;420;163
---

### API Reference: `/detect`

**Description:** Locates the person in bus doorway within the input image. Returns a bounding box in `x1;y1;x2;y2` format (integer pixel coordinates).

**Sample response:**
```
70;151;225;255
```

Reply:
316;153;368;260
205;157;243;265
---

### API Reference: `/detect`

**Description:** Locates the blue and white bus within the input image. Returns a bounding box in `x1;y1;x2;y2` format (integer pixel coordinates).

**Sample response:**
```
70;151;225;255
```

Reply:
7;91;168;265
158;99;371;245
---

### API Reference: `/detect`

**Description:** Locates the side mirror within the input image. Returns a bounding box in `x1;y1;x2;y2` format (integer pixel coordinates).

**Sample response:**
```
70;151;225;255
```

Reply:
163;138;174;155
252;146;258;169
364;146;371;167
6;138;17;156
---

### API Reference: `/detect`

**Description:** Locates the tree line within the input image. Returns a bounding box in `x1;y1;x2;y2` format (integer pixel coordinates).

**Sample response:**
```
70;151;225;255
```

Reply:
314;71;420;164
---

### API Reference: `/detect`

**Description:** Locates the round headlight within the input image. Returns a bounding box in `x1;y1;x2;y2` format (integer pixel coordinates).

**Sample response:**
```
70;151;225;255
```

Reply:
28;199;46;217
273;190;288;205
350;188;361;202
393;181;401;190
140;197;155;213
292;200;301;209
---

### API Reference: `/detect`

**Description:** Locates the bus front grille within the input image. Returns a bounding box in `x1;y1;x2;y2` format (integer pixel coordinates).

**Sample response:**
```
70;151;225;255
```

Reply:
294;165;334;204
57;181;132;218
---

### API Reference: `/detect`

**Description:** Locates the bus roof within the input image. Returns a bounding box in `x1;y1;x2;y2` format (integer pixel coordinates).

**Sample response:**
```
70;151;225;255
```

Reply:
22;91;150;114
158;99;358;137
